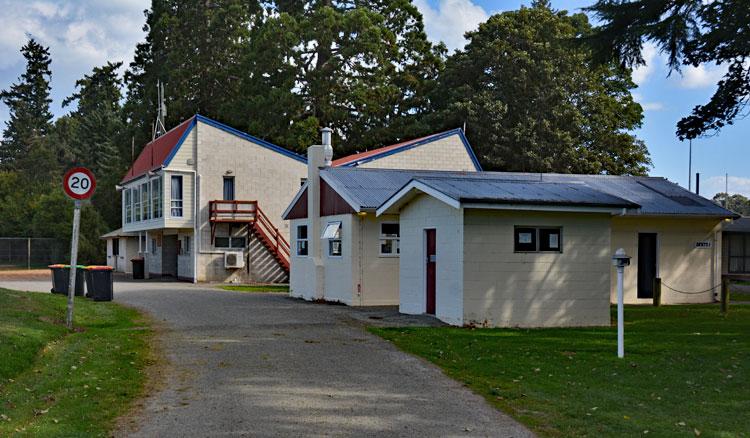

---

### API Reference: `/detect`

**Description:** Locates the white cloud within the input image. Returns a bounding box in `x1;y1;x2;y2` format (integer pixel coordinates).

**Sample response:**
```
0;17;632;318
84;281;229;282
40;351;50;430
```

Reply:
632;43;659;85
632;93;664;111
413;0;489;52
679;63;727;89
704;175;750;198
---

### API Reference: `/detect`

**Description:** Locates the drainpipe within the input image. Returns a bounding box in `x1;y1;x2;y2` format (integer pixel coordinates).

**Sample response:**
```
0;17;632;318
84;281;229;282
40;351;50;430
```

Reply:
307;128;333;300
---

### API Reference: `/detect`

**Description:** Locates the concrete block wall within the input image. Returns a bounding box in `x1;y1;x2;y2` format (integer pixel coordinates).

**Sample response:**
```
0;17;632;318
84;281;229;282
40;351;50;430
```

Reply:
610;217;722;304
462;210;612;327
399;194;464;325
357;134;477;172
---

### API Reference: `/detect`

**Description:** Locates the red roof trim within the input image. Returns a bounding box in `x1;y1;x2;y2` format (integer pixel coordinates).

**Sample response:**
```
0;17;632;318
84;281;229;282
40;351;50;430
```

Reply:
121;116;195;183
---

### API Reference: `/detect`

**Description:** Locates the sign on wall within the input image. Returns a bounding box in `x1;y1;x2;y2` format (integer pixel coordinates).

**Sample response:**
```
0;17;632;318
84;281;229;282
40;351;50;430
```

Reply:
695;241;712;249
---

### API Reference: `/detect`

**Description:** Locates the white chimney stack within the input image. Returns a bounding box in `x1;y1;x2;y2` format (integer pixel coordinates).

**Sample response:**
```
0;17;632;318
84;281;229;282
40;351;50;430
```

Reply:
321;127;333;166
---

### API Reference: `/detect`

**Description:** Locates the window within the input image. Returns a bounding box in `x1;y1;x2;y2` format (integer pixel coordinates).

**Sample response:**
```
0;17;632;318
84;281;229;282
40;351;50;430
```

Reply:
322;221;342;257
151;238;158;254
140;233;147;253
379;222;400;256
296;225;308;256
514;227;562;253
728;233;750;273
141;182;150;220
124;189;132;224
171;175;183;217
223;176;235;201
214;236;246;248
181;236;191;255
133;186;141;221
151;177;162;219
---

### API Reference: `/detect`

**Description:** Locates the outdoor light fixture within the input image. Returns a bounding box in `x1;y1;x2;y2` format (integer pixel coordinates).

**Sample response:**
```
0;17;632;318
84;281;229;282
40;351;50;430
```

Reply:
612;248;631;358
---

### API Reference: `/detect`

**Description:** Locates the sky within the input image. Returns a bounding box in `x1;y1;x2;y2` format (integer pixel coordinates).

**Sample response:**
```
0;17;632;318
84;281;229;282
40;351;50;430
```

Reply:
0;0;747;199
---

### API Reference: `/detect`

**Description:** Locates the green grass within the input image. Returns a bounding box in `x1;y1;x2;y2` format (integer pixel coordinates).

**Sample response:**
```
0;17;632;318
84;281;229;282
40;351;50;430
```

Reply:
0;289;153;437
217;284;289;293
731;292;750;302
371;305;749;437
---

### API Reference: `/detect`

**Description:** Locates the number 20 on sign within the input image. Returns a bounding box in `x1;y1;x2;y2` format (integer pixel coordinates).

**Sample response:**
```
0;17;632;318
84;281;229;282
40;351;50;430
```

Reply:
62;167;96;329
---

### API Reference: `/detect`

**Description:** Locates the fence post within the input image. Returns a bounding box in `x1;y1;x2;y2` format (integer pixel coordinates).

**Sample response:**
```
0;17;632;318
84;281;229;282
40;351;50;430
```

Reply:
721;276;730;315
27;237;31;270
653;277;661;307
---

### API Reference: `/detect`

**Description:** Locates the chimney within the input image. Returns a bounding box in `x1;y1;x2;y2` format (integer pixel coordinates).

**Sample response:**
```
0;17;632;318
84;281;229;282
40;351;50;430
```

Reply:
306;128;333;300
696;172;700;195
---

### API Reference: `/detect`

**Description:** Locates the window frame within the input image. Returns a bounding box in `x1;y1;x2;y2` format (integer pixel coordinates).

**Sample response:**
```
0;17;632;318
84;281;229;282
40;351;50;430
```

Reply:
214;236;246;249
223;176;235;201
141;181;151;221
171;175;183;217
124;189;132;224
296;224;308;257
513;226;563;253
379;222;400;257
133;186;141;222
151;176;162;219
322;221;343;258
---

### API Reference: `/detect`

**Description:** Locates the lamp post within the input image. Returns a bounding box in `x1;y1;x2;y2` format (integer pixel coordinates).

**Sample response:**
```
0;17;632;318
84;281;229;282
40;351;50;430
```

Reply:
612;248;631;358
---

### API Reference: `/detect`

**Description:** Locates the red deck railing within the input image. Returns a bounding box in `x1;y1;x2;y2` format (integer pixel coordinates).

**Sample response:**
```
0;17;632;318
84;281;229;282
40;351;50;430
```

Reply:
208;200;290;270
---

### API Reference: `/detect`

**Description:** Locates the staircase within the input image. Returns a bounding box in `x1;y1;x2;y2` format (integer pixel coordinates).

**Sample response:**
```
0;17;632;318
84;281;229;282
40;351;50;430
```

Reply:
209;200;290;273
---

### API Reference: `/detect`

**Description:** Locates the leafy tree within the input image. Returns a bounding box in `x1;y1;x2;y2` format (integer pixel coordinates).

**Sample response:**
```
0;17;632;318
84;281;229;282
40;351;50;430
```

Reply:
124;0;259;150
430;1;650;174
0;38;54;170
584;0;749;140
229;0;445;153
713;192;750;216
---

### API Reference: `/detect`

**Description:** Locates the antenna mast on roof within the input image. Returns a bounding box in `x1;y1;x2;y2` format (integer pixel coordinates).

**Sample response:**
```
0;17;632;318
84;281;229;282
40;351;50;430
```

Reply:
152;80;167;140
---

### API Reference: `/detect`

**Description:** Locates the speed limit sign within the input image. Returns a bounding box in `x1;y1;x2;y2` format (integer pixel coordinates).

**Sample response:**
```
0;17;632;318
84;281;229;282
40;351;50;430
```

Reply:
63;167;96;200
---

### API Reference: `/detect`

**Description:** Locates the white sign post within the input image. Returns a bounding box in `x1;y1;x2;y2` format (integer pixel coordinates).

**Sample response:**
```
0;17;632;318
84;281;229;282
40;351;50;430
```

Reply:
62;167;96;330
612;248;631;359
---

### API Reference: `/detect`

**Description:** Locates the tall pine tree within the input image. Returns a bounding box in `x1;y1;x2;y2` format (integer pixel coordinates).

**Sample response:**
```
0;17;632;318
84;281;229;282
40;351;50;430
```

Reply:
0;38;53;170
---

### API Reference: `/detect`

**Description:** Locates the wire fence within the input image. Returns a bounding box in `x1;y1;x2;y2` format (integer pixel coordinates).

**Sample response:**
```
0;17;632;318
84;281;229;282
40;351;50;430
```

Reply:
0;238;67;270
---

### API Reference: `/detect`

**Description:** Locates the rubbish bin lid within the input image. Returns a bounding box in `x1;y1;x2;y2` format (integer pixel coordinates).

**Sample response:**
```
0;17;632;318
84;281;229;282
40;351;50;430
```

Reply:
48;264;67;268
131;257;144;262
86;265;114;271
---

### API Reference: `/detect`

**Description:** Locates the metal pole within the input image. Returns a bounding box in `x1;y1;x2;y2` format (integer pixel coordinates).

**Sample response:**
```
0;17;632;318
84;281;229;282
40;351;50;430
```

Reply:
617;265;625;358
27;237;31;270
688;138;693;192
66;200;81;330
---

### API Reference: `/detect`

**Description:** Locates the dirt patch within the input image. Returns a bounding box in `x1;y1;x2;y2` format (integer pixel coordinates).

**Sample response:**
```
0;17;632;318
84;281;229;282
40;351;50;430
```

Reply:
0;269;50;281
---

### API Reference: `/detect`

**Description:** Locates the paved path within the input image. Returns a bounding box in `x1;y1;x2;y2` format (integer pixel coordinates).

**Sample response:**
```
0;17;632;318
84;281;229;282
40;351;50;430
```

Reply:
1;279;532;437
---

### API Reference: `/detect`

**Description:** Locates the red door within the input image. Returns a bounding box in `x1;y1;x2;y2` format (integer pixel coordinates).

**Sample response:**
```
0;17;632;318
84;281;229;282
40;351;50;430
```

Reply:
426;229;436;315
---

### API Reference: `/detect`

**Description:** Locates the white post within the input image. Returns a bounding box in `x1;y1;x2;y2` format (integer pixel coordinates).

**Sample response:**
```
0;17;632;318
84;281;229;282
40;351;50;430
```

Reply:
66;200;82;330
617;264;625;358
27;237;31;270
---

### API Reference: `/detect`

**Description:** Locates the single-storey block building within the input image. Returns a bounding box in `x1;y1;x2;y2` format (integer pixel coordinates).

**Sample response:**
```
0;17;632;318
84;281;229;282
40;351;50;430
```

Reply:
283;129;482;304
284;142;736;326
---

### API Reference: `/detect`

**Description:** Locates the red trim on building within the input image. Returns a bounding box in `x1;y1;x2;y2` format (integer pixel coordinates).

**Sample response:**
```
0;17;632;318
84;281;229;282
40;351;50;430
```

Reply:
321;179;355;216
121;116;195;183
285;187;308;220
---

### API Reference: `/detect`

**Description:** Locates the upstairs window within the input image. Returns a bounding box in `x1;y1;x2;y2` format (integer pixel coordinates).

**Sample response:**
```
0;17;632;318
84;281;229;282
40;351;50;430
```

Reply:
514;227;562;253
296;225;308;256
214;236;246;248
151;177;162;219
171;175;183;217
141;182;150;220
379;222;400;256
322;221;342;257
124;189;132;224
133;186;141;222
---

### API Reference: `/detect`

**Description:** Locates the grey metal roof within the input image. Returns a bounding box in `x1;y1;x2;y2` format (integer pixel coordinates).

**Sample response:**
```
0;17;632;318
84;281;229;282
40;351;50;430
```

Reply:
320;167;736;217
415;177;637;207
723;217;750;232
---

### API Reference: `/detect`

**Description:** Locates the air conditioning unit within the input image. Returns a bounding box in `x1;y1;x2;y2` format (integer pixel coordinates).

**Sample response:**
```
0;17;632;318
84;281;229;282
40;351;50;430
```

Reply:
224;251;245;269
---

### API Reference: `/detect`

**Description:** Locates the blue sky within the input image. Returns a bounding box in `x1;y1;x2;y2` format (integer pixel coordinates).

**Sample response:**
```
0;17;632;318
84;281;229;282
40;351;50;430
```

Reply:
0;0;747;198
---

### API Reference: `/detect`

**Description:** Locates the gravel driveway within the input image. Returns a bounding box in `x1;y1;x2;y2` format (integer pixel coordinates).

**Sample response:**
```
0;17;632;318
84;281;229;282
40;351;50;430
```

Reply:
1;278;532;437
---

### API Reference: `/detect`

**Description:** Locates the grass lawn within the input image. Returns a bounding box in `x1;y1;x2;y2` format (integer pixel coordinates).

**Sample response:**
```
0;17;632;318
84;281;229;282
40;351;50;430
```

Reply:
371;305;749;437
0;289;153;436
217;284;289;293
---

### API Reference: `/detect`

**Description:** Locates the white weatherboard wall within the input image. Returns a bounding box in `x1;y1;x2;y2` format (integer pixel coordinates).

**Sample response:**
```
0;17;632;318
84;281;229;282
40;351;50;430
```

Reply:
463;210;611;327
610;217;722;304
399;195;464;325
355;134;477;172
290;218;314;299
320;214;356;304
352;214;401;306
